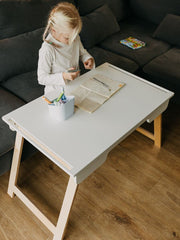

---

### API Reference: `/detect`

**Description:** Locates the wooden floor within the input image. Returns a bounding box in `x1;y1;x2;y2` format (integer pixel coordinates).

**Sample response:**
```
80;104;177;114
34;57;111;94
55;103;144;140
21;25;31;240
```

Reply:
0;103;180;240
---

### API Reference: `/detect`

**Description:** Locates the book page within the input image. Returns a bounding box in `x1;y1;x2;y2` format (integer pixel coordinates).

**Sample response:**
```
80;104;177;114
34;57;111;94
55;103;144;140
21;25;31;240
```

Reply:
81;74;124;98
71;86;107;113
71;74;125;113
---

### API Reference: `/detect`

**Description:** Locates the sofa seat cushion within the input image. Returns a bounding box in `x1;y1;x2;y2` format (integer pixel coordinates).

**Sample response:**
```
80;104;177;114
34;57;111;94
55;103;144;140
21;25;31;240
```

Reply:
0;87;25;157
99;17;170;66
88;47;139;73
1;71;44;103
143;48;180;91
0;139;38;176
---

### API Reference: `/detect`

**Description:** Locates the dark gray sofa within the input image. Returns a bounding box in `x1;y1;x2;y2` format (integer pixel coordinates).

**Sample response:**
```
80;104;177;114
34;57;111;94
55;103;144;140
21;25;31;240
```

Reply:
0;0;179;176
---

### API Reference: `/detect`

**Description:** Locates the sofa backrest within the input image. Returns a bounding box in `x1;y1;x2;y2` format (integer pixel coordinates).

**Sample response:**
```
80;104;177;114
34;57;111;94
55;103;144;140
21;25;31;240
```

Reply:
75;0;130;21
0;0;75;83
129;0;180;24
0;0;75;40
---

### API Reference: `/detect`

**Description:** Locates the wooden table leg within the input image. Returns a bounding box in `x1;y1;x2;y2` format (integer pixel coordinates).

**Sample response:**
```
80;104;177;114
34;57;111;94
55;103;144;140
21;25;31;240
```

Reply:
136;114;162;147
154;114;162;148
7;132;78;240
53;176;78;240
7;132;24;198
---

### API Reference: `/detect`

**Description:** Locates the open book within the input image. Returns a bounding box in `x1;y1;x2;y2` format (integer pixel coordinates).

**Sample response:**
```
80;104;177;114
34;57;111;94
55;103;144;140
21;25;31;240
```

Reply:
71;74;125;113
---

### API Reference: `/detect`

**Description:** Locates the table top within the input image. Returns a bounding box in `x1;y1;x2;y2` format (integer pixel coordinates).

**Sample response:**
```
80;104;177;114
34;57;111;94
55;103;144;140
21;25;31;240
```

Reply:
2;63;174;182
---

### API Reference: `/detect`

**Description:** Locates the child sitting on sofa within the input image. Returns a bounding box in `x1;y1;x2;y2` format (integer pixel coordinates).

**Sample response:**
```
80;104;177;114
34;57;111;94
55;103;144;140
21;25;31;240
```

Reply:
37;1;94;94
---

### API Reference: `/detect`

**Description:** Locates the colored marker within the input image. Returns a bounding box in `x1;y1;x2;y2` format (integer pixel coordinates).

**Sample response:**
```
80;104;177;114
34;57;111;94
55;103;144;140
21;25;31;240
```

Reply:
68;69;79;73
42;96;52;104
56;92;64;102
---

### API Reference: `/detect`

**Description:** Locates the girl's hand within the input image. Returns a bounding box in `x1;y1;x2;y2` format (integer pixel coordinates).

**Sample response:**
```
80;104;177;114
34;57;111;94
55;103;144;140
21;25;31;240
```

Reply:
84;58;94;69
63;69;80;81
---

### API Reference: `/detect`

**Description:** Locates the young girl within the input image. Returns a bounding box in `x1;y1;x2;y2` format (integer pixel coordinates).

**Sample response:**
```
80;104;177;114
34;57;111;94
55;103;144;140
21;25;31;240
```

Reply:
37;2;95;94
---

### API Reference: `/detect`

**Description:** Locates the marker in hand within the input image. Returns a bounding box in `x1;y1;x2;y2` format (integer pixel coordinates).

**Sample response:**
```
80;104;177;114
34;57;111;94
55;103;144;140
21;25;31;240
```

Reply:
68;68;79;73
63;67;80;81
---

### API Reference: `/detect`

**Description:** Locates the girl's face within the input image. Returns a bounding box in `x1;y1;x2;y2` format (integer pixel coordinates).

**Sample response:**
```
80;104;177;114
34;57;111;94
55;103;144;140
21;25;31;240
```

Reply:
51;27;72;45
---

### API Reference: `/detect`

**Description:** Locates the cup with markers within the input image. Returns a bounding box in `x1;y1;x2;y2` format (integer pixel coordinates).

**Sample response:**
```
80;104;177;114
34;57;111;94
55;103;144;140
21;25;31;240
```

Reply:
43;88;75;121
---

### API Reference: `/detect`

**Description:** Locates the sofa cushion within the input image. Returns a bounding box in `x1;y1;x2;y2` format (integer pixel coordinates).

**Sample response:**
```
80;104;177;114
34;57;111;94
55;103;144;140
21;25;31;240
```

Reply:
129;0;180;24
0;149;14;176
99;17;170;66
143;48;180;89
0;87;25;157
0;0;75;39
88;47;139;73
105;0;130;22
153;14;180;47
0;140;37;176
80;4;120;49
1;71;44;103
76;0;129;21
76;0;104;16
0;28;44;83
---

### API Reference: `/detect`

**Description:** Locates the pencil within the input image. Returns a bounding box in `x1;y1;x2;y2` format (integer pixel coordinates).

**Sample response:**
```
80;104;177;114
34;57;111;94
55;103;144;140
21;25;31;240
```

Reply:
42;96;52;104
93;77;111;91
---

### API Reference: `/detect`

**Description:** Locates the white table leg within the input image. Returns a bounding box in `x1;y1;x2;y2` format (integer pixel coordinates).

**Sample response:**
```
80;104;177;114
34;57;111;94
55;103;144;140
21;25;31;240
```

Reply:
53;176;78;240
7;132;24;198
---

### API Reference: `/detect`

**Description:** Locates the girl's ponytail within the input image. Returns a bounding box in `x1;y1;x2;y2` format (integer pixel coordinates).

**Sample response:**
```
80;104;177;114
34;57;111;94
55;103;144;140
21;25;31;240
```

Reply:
43;20;51;42
43;19;60;48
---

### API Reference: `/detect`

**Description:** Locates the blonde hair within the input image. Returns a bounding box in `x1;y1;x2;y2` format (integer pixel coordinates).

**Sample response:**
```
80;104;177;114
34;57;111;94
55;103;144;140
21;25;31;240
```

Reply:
43;2;82;46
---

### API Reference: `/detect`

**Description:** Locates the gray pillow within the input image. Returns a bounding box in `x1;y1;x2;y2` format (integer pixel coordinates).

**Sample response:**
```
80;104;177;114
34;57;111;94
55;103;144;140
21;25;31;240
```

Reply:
0;28;44;82
80;4;120;49
153;14;180;47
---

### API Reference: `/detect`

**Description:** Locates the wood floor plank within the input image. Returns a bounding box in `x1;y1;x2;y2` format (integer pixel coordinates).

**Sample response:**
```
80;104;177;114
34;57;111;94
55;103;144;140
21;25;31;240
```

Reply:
149;176;180;216
78;164;179;240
